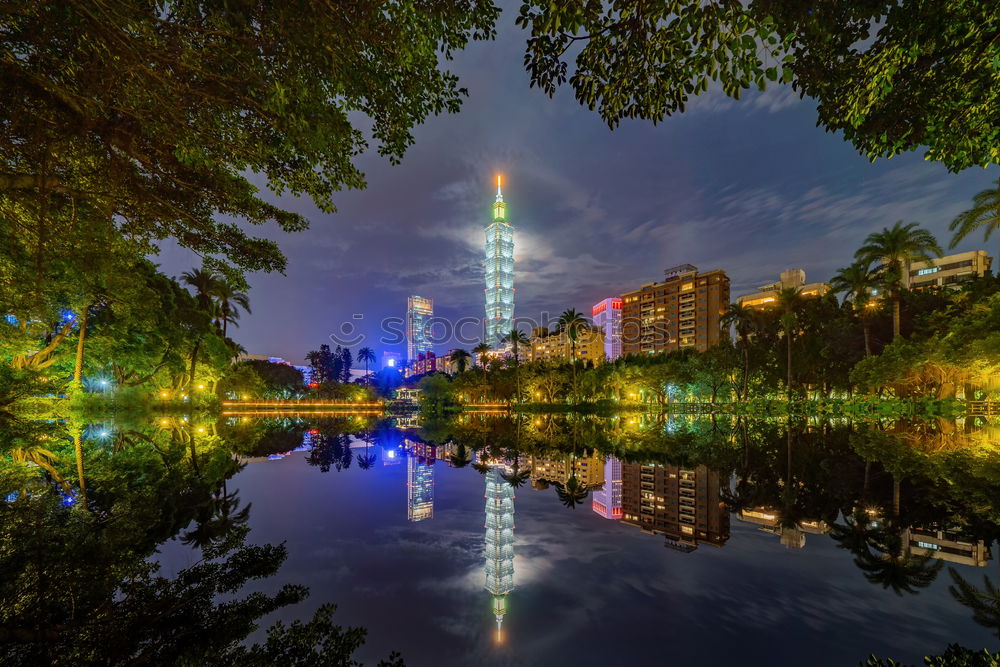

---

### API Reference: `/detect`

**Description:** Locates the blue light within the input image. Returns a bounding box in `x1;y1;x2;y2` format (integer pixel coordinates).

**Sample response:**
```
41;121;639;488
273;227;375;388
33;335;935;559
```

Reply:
60;493;77;507
5;492;19;503
3;314;17;325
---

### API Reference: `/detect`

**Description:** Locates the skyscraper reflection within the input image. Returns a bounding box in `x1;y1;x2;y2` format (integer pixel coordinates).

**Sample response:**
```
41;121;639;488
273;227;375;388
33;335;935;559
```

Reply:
484;466;514;643
406;441;435;522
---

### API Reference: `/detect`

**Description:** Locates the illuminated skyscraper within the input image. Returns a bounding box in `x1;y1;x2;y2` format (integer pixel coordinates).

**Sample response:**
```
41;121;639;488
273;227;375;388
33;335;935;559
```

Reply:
485;175;514;346
406;296;433;361
592;298;623;361
484;466;514;642
406;452;434;521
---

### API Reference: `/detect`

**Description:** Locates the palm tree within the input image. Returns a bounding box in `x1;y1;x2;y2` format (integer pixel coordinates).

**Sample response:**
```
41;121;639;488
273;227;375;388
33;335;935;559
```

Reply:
855;221;943;340
949;177;1000;261
449;443;472;468
721;303;754;399
948;568;1000;639
554;474;590;509
473;342;491;369
500;466;531;489
181;268;220;384
357;346;376;384
501;328;529;403
830;260;879;356
777;287;802;399
213;278;251;340
558;308;588;397
854;543;944;596
450;348;472;374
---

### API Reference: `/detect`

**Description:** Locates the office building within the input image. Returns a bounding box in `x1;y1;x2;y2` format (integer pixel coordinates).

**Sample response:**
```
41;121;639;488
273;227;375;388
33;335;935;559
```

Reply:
406;447;434;521
592;298;623;360
737;507;830;549
484;466;515;643
528;325;606;364
404;351;438;378
620;264;730;355
736;268;830;309
621;463;729;552
908;250;993;290
485;175;515;347
406;296;433;362
592;456;623;520
903;526;992;566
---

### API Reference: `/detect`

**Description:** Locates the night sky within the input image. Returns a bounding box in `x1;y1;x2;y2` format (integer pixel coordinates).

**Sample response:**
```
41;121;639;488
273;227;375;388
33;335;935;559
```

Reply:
158;2;998;363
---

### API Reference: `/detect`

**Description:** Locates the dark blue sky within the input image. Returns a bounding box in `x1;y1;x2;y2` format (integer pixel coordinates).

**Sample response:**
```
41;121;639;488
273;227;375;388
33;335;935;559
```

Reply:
159;3;998;363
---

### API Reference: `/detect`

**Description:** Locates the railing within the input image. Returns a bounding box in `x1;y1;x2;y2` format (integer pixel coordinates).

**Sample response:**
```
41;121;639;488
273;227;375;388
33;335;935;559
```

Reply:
221;400;383;408
966;401;999;416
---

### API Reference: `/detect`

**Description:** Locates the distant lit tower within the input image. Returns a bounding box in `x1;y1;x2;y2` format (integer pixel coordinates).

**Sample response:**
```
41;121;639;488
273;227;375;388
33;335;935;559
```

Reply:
484;466;514;643
591;455;623;519
406;450;434;521
406;296;434;362
485;175;514;346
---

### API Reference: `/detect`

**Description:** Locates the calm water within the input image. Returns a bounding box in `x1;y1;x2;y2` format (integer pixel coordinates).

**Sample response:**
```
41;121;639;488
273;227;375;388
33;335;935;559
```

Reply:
4;414;1000;664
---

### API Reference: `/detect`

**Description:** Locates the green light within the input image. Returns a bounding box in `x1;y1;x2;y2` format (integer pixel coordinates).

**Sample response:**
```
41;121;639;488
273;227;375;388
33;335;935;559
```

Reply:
493;201;506;221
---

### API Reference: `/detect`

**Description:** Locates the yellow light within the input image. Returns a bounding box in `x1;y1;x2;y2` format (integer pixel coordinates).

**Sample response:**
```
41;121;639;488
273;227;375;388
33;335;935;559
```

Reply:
160;419;168;425
197;384;204;389
197;427;204;433
497;173;502;189
160;391;168;399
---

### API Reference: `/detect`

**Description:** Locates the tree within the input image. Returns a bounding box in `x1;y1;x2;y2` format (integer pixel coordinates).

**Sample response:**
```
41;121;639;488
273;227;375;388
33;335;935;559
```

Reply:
948;568;1000;640
554;474;589;509
777;287;803;399
557;308;588;397
856;222;943;340
721;303;754;399
357;347;376;385
516;0;1000;171
450;348;472;374
181;268;221;384
339;347;352;384
830;260;880;357
1;1;500;282
950;178;1000;259
473;342;492;369
501;328;529;403
213;278;251;341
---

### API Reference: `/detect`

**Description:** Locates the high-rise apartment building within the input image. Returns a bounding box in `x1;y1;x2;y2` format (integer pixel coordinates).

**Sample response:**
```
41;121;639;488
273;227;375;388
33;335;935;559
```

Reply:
736;268;830;309
485;176;514;347
592;298;622;360
620;264;730;355
528;325;606;364
406;295;433;362
529;452;606;489
592;456;623;519
621;462;729;552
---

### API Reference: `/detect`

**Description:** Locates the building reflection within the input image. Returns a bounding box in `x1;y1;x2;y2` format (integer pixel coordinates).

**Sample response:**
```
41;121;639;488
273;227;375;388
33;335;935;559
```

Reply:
737;508;830;549
903;525;991;566
404;439;435;522
621;463;729;552
592;456;622;520
529;452;605;489
484;465;515;643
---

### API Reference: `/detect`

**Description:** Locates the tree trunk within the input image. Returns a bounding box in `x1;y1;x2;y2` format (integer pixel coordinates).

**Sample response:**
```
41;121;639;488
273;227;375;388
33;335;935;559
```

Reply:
741;341;749;400
786;331;793;400
892;291;901;340
189;338;201;387
73;431;87;507
862;319;872;357
73;305;89;386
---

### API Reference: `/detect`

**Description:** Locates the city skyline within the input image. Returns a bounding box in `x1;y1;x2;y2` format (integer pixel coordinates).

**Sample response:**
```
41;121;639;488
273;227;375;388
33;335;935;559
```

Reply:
150;3;999;363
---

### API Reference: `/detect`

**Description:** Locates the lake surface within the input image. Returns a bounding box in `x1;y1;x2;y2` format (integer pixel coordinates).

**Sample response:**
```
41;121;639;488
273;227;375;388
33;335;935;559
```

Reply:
4;414;999;664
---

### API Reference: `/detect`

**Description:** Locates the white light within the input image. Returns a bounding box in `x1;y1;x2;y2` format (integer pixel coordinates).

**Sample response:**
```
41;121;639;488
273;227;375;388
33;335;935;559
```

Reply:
387;450;396;458
100;431;108;437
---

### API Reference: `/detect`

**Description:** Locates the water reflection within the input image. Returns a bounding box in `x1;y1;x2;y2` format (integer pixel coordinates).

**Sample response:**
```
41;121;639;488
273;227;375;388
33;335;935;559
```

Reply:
2;412;1000;662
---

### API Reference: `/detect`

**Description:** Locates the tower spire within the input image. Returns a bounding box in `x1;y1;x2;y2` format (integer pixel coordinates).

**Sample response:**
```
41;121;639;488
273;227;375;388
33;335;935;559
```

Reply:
496;174;503;202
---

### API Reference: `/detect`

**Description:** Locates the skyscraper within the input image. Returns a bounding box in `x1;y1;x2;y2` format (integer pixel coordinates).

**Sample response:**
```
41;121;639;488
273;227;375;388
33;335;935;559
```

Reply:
484;466;514;643
592;298;623;361
406;447;434;521
485;175;514;346
406;295;433;361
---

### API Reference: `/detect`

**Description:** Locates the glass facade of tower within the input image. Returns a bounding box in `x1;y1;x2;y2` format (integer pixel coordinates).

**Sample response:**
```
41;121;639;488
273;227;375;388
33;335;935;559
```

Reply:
484;466;514;641
485;178;514;346
406;295;433;362
406;454;434;522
